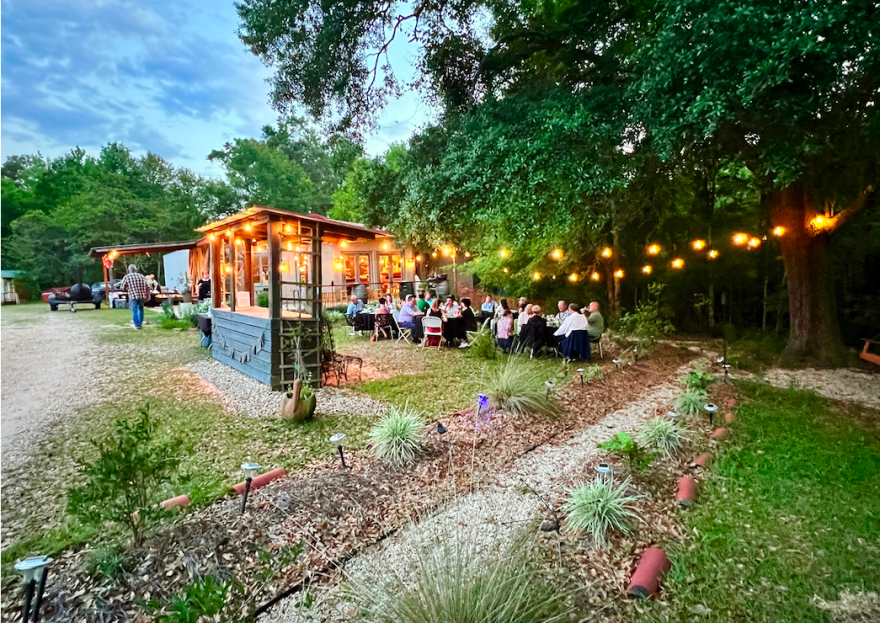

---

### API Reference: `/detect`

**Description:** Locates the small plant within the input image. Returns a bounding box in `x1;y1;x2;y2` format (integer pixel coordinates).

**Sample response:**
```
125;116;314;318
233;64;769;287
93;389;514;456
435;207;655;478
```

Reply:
87;545;129;582
157;575;229;623
675;387;709;415
617;283;674;357
596;432;655;474
324;309;345;324
683;362;715;391
579;365;603;382
482;357;559;417
369;403;427;466
256;291;269;307
347;529;571;623
563;477;643;548
68;405;180;546
637;416;690;456
466;325;497;360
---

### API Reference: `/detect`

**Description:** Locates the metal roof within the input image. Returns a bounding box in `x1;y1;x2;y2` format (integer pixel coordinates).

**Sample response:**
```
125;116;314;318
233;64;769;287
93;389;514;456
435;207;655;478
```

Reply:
89;240;201;258
195;205;388;241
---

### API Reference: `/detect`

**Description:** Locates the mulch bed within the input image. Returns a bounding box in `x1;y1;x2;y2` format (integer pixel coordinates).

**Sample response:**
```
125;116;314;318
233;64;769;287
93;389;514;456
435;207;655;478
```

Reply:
5;345;699;622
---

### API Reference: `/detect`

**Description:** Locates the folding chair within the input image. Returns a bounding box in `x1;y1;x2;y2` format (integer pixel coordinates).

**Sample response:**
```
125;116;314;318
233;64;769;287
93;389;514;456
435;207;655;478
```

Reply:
393;311;413;343
421;316;444;350
589;332;604;359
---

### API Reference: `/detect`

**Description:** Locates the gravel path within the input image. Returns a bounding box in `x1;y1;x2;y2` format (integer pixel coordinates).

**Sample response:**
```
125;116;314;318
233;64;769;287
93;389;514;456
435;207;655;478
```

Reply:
751;367;880;410
260;362;691;622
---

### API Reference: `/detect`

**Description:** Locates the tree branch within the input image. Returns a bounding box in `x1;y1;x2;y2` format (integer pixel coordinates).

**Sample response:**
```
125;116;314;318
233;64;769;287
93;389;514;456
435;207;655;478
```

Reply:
366;10;422;94
830;184;876;231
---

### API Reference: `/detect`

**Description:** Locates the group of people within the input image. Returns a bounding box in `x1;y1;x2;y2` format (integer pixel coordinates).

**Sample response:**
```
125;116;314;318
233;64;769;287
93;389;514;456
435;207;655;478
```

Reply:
345;290;604;359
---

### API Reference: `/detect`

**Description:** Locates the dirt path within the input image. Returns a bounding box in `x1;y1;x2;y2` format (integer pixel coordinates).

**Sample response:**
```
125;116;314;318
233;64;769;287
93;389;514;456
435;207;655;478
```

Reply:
0;311;101;454
751;367;880;410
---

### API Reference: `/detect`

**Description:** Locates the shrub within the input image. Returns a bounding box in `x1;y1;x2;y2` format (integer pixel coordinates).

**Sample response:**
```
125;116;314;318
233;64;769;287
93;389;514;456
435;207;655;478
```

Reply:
324;309;345;324
675;388;709;415
256;291;269;307
369;403;427;466
159;316;192;330
68;405;180;545
637;416;690;456
347;531;571;623
157;575;229;623
596;432;655;474
683;362;715;391
563;477;643;549
617;283;674;357
482;357;559;417
466;325;497;360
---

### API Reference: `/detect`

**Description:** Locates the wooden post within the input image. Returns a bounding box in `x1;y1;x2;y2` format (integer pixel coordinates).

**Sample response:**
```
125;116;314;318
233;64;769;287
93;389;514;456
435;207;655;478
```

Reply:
210;235;222;310
103;261;110;310
312;224;322;319
268;219;282;320
244;239;254;308
229;235;237;312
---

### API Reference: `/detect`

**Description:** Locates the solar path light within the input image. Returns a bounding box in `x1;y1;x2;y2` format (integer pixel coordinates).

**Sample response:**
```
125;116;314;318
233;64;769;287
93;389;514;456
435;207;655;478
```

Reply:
240;462;261;513
15;555;52;623
330;433;347;468
704;403;718;426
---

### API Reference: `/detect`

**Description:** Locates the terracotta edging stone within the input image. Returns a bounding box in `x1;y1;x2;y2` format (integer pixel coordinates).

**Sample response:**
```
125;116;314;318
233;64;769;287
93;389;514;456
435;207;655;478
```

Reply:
725;398;737;408
710;427;728;440
689;452;711;468
626;546;672;598
724;410;736;424
675;476;696;507
159;494;191;510
232;468;288;495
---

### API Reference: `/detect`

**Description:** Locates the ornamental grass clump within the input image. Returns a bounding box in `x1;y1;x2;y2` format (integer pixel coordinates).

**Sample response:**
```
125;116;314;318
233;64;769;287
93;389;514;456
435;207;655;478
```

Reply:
563;478;643;549
675;387;709;415
369;403;427;466
637;416;690;456
482;357;559;417
346;530;571;623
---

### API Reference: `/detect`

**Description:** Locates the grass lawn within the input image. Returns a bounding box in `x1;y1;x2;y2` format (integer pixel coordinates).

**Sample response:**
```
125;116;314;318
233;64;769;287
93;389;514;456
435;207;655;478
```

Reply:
638;381;880;622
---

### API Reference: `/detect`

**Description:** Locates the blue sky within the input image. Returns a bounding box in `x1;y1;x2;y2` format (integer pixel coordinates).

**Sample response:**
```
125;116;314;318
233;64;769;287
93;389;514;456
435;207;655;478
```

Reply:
1;0;432;177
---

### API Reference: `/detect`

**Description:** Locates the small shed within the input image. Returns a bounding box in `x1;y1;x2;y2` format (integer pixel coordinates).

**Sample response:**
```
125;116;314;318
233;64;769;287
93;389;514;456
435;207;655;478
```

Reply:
1;270;22;304
196;206;381;389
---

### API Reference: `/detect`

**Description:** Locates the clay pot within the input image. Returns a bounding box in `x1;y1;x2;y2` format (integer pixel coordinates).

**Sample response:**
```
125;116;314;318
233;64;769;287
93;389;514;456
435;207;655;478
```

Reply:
281;379;302;420
292;393;317;422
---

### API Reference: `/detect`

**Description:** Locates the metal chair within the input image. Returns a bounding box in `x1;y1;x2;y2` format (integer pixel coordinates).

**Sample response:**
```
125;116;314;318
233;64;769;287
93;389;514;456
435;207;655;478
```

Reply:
589;332;604;359
421;316;444;350
374;313;394;340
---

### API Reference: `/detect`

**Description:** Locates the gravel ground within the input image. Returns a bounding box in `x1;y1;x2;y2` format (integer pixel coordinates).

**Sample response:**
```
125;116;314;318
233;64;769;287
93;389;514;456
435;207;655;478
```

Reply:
751;367;880;410
260;361;692;623
186;359;389;418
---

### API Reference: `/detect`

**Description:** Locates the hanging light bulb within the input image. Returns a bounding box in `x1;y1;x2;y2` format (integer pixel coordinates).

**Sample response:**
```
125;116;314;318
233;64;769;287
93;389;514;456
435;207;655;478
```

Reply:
747;237;761;249
642;265;653;275
708;249;719;259
441;246;452;256
464;251;471;258
502;267;509;273
532;271;542;280
591;271;601;281
382;242;389;250
671;258;684;269
244;222;252;232
285;223;293;233
235;238;243;245
569;273;578;282
614;268;625;279
691;239;706;251
772;226;786;237
415;254;422;262
646;243;661;255
601;247;613;258
286;242;294;251
732;233;748;246
208;233;216;241
279;261;289;272
499;248;509;258
340;240;348;248
550;248;564;260
431;251;438;258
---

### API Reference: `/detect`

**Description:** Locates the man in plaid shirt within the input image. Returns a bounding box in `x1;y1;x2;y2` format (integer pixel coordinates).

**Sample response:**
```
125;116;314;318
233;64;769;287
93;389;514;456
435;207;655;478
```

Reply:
119;264;150;329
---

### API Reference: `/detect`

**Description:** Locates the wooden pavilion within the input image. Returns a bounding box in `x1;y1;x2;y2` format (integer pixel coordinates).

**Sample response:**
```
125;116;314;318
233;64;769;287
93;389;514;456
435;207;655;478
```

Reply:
196;206;380;390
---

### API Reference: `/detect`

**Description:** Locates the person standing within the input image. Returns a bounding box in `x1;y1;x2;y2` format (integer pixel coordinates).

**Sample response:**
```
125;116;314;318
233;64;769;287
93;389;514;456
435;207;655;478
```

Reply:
119;264;150;329
197;272;212;302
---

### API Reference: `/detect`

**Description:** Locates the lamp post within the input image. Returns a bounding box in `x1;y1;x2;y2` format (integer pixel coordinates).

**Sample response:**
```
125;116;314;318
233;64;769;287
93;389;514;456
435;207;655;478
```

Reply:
704;403;718;426
15;555;52;623
240;462;261;514
330;433;347;468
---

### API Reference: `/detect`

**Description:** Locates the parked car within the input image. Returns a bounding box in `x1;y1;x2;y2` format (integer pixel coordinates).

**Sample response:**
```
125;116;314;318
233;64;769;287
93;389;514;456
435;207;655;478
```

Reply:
90;280;123;301
41;286;71;303
49;283;102;311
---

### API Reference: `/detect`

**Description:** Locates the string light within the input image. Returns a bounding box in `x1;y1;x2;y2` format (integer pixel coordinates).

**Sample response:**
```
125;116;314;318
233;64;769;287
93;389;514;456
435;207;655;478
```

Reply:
432;251;438;258
601;247;613;258
708;249;719;259
287;242;294;251
503;267;509;273
226;229;233;237
732;233;748;246
340;240;348;248
810;215;831;231
415;254;422;262
382;242;389;250
747;237;761;249
550;248;564;260
532;271;542;280
591;271;601;281
691;239;706;251
499;248;509;258
642;265;653;275
235;238;243;245
279;261;289;272
442;246;452;257
614;268;625;279
772;226;786;237
208;233;216;241
671;258;684;269
244;222;252;232
569;273;578;282
285;224;293;233
646;244;661;255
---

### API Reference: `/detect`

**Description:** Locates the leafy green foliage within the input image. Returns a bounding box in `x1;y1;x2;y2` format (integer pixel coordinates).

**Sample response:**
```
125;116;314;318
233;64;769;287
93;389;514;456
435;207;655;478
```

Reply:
578;365;603;383
675;388;709;416
347;530;571;623
683;362;715;391
67;405;180;545
636;417;690;457
158;575;229;623
87;545;129;582
256;291;269;308
617;284;674;357
563;477;643;549
465;325;497;360
482;356;560;417
596;432;655;474
323;309;345;324
368;403;426;466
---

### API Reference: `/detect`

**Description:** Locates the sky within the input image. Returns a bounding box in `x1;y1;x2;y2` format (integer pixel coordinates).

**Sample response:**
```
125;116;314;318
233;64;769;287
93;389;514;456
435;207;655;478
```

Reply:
0;0;432;177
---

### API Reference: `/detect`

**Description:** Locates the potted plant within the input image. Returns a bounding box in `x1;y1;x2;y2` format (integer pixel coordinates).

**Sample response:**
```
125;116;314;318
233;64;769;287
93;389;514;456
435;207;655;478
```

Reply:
280;377;317;422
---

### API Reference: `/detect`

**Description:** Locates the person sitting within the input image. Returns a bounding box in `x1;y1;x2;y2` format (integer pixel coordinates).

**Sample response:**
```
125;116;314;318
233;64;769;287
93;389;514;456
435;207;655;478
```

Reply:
377;296;390;314
480;295;496;319
555;300;570;321
423;298;445;347
346;294;364;317
554;303;588;345
586;301;605;339
517;303;533;335
456;297;478;348
372;297;392;341
497;308;514;353
443;295;459;317
399;294;424;341
416;291;429;313
524;305;549;351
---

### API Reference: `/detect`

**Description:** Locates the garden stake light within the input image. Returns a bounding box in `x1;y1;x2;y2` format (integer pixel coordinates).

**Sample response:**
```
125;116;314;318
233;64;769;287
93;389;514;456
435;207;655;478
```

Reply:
240;462;261;514
722;363;731;383
577;368;584;385
594;462;614;484
544;380;555;400
667;411;681;425
704;403;718;426
330;433;347;468
15;555;52;623
437;422;447;435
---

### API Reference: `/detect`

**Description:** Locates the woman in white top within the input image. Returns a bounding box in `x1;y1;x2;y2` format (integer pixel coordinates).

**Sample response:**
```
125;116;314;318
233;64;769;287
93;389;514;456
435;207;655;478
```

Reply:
443;295;459;317
517;304;533;334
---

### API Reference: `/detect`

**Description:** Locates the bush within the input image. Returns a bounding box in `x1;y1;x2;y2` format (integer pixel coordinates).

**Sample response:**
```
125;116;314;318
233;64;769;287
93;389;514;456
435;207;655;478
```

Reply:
617;283;674;357
466;325;497;360
577;365;603;383
347;531;571;623
369;403;427;466
324;309;345;324
563;477;643;549
68;405;180;545
256;291;269;307
596;432;655;474
683;362;715;391
159;317;192;330
675;388;709;415
482;357;559;417
157;575;229;623
637;416;690;456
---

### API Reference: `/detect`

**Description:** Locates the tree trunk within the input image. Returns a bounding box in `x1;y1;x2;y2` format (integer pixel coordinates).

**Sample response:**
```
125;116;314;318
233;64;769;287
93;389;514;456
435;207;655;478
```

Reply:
769;184;849;366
